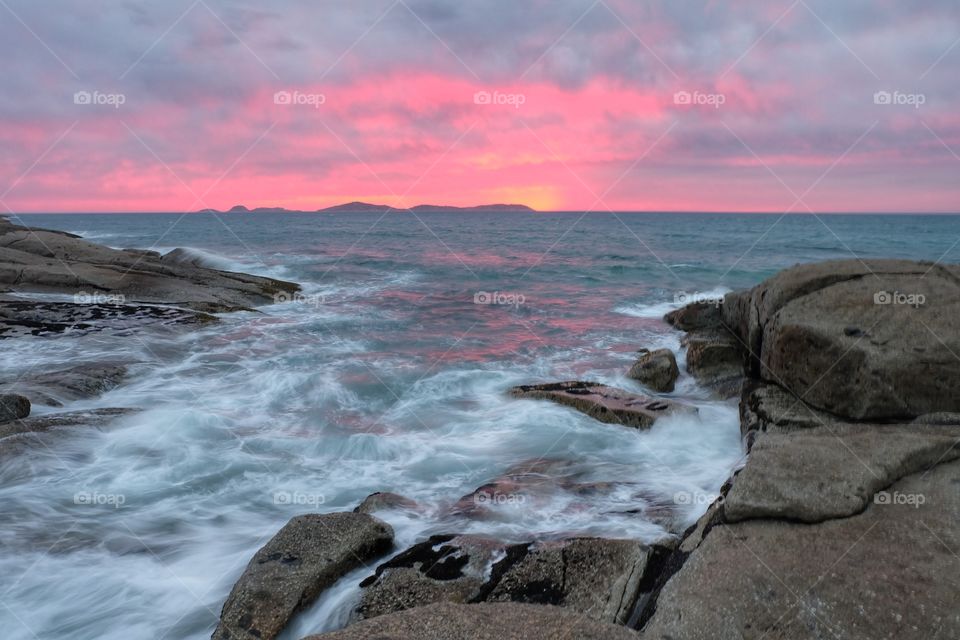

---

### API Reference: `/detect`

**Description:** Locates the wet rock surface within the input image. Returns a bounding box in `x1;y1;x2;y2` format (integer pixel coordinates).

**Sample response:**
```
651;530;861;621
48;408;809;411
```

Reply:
509;381;694;429
356;534;508;620
213;513;394;640
0;393;30;422
356;535;662;626
0;408;138;455
0;298;216;339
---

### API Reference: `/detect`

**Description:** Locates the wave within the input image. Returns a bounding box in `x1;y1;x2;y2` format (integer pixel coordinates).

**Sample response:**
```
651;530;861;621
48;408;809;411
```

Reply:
154;246;294;281
613;286;731;319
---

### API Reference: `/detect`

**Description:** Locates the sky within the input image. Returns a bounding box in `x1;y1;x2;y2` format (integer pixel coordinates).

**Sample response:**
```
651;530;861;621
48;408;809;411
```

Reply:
0;0;958;213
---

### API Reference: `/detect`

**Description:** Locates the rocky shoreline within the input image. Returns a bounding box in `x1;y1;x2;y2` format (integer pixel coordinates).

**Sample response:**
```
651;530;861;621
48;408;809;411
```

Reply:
2;220;957;640
0;215;300;446
209;258;959;640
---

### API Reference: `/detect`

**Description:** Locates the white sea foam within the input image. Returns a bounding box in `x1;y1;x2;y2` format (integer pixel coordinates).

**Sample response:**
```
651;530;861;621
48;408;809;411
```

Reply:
614;286;731;319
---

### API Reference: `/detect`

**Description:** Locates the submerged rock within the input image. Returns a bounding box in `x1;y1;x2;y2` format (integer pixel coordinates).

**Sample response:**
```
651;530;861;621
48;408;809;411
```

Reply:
304;602;640;640
212;512;394;640
353;492;420;515
509;381;693;429
627;348;679;392
2;362;128;406
0;393;30;422
0;407;135;440
0;408;137;457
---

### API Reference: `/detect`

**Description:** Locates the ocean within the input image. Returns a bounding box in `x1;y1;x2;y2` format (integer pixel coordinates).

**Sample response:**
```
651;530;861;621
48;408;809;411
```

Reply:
2;212;957;639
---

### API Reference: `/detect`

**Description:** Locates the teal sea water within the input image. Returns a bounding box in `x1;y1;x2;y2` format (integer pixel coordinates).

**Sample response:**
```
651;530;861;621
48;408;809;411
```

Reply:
1;212;957;639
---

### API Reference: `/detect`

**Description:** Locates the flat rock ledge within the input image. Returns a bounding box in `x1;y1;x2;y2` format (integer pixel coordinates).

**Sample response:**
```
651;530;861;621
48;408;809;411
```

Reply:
636;259;960;640
0;216;300;314
509;381;693;429
302;602;640;640
0;298;216;339
212;513;394;640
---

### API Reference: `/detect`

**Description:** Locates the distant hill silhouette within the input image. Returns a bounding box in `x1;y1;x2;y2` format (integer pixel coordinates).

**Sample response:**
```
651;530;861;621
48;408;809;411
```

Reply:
196;202;535;214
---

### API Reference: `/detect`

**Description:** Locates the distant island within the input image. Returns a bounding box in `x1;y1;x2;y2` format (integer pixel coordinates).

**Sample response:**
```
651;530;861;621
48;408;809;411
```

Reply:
195;202;536;214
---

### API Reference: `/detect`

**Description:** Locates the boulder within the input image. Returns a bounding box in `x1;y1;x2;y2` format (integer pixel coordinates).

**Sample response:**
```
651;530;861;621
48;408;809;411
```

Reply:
640;259;960;639
681;328;744;398
627;349;679;392
0;218;300;312
721;259;960;420
664;301;722;331
0;393;30;422
509;381;693;429
641;459;960;640
212;513;394;640
303;602;640;640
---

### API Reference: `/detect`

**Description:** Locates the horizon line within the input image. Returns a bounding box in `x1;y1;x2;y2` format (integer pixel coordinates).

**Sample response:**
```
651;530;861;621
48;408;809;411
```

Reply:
6;210;960;216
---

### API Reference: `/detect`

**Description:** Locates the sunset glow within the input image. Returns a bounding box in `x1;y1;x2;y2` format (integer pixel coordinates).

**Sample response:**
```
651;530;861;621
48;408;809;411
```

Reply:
1;1;958;212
